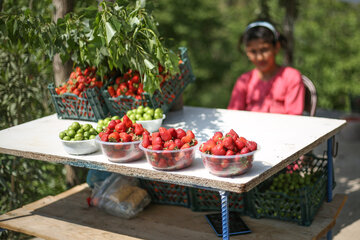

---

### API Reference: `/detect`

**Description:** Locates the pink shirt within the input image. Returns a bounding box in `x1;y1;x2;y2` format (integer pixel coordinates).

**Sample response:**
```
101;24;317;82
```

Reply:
228;67;305;115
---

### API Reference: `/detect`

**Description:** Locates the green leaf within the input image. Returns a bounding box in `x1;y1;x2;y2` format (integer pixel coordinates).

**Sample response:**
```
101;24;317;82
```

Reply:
144;58;155;69
105;21;116;45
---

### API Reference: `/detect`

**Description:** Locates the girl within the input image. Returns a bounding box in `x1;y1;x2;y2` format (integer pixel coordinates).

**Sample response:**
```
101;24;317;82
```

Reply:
228;20;305;115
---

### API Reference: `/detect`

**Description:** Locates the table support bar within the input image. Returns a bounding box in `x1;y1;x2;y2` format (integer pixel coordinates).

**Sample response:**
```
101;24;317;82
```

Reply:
219;190;229;240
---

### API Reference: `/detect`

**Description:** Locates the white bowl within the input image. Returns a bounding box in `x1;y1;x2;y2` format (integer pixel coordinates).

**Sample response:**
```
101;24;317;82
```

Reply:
136;114;166;133
60;139;99;155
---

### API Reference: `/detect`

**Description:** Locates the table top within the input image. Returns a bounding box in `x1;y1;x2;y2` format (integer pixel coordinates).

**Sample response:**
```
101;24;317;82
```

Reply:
0;106;346;193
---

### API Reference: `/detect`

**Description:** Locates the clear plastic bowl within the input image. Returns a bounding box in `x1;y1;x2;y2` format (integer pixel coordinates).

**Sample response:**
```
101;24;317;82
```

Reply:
200;150;257;177
136;115;166;133
95;136;144;163
60;139;99;155
139;143;197;170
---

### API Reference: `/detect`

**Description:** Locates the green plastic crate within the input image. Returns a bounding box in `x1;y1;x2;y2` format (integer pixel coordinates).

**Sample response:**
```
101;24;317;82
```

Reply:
189;188;245;213
48;83;109;122
245;154;335;226
101;47;195;116
139;179;190;207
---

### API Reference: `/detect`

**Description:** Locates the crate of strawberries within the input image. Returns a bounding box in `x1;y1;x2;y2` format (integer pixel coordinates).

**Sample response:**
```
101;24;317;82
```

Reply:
101;47;195;116
48;66;109;122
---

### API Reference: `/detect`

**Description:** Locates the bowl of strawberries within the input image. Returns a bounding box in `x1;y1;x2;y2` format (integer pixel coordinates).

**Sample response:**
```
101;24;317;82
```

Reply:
139;127;198;170
199;129;258;177
96;115;148;163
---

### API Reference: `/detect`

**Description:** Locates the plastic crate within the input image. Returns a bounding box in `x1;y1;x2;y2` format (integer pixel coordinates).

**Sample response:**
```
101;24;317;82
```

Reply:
245;153;335;226
139;179;190;207
189;189;245;213
48;83;109;122
101;47;196;116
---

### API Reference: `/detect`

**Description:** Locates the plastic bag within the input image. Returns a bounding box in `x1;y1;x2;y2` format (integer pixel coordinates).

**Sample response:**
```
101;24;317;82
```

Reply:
90;173;151;219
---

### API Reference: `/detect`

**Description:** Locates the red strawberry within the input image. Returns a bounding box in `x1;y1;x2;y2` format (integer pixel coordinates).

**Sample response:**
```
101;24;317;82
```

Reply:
238;136;247;143
164;140;174;149
222;136;236;151
174;138;184;149
225;150;235;156
108;132;120;142
152;132;160;140
107;120;117;130
100;133;109;142
240;147;250;154
158;158;167;168
142;133;151;148
181;134;192;144
168;143;177;150
211;144;226;156
119;132;131;142
159;127;172;141
122;115;133;129
220;159;230;168
186;130;195;139
134;123;144;136
152;145;163;151
153;136;163;146
176;128;186;139
115;122;126;133
168;128;177;139
235;138;246;151
212;132;223;143
181;143;191;149
246;141;257;151
226;129;239;141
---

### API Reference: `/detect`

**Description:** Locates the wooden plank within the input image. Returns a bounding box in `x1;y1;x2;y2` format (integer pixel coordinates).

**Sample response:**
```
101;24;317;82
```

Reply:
0;107;347;193
0;184;347;240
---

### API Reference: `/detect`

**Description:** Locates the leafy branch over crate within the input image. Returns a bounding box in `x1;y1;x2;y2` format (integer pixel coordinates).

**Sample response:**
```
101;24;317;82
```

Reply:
0;0;179;94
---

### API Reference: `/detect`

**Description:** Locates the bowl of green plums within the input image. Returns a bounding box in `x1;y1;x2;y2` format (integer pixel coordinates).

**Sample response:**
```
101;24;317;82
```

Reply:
126;106;165;133
59;122;99;155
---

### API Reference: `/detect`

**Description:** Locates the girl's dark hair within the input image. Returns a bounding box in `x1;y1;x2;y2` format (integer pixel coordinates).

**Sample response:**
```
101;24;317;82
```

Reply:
238;19;287;51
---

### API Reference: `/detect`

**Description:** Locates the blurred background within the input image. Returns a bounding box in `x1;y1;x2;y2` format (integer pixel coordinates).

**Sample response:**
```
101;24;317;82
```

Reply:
1;0;360;239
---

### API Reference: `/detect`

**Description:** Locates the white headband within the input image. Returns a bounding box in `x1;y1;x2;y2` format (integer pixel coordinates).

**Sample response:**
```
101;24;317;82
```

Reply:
245;21;278;40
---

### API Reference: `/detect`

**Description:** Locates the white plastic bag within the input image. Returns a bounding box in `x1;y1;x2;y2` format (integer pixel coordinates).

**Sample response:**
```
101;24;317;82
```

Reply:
90;173;151;219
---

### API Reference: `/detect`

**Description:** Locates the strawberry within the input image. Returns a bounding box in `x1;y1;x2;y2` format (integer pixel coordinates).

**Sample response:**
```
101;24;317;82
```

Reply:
122;115;133;129
168;128;177;139
100;133;109;142
180;143;191;149
153;136;163;147
240;147;250;154
212;132;223;143
134;123;144;136
222;136;236;151
246;141;257;151
235;138;246;151
108;86;116;97
119;132;131;142
181;134;192;144
142;133;151;148
225;150;235;156
152;145;163;150
220;159;230;169
226;129;239;141
211;144;226;156
174;138;184;149
186;130;195;139
108;132;120;142
159;127;172;141
108;120;117;130
176;128;186;139
152;132;160;139
158;158;167;168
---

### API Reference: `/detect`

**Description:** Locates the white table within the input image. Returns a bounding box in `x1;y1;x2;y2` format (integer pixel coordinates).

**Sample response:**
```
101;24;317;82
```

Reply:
0;106;347;239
